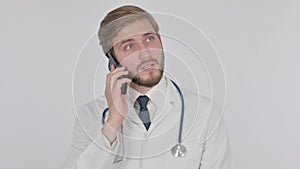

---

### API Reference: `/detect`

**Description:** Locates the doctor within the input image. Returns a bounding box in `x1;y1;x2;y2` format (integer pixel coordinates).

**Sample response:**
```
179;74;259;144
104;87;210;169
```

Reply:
61;5;231;169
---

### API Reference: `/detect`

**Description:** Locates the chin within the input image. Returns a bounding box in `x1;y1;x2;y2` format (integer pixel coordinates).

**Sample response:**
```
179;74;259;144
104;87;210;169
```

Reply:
132;69;163;88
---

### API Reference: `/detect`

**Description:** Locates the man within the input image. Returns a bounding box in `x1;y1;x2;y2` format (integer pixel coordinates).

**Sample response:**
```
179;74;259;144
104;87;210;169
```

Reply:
61;5;231;169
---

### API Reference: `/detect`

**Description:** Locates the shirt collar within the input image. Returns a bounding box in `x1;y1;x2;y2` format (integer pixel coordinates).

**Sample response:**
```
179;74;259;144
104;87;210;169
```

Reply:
128;75;167;107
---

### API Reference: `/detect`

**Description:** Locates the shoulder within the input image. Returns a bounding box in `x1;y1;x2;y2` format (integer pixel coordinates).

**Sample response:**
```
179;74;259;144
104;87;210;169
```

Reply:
181;88;220;112
78;96;107;114
165;77;221;115
181;89;227;141
181;88;224;125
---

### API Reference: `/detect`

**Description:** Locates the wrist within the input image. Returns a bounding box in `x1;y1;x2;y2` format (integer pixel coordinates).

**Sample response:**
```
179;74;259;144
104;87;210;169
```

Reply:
107;108;125;125
102;121;119;144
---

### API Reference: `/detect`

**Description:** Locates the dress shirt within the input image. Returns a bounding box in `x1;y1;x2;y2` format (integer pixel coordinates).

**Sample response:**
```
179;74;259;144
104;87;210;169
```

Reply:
128;75;167;122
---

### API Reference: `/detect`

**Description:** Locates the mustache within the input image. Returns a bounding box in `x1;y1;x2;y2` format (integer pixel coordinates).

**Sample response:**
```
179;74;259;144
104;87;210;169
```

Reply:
136;58;159;71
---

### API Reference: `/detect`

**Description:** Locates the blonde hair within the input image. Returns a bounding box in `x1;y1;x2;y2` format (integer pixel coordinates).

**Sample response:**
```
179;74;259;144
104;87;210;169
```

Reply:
98;5;159;55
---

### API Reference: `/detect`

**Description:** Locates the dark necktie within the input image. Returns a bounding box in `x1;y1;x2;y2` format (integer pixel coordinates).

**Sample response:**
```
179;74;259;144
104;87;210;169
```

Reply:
136;95;151;130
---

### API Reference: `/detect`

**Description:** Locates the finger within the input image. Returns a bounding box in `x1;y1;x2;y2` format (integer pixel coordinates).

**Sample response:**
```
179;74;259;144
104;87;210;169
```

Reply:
110;64;125;74
111;70;129;84
115;78;132;89
106;66;125;86
111;66;126;75
108;70;129;93
111;64;115;71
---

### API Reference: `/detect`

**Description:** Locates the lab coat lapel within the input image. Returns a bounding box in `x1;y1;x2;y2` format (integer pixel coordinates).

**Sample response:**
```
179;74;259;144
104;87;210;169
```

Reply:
124;99;146;134
147;79;181;135
141;79;183;157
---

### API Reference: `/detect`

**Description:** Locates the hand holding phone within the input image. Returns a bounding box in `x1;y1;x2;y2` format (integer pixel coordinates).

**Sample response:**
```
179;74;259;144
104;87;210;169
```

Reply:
103;53;131;144
108;53;128;95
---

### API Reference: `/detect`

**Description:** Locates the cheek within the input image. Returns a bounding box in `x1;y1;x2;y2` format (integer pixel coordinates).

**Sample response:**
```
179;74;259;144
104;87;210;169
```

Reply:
150;49;164;62
118;52;133;65
121;57;139;71
151;40;163;49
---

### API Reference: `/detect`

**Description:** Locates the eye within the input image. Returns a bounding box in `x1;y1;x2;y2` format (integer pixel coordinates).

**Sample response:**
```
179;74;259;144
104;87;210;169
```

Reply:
145;36;155;42
124;44;134;50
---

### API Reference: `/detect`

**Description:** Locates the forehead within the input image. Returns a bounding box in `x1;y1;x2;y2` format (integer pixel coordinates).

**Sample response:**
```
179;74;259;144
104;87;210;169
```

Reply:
112;19;156;45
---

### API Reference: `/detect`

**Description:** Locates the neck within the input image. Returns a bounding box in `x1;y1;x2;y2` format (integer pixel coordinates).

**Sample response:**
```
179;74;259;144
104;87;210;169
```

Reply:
129;82;151;94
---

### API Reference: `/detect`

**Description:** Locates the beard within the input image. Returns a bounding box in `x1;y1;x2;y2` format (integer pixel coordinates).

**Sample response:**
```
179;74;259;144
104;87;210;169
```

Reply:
127;56;164;88
131;69;164;87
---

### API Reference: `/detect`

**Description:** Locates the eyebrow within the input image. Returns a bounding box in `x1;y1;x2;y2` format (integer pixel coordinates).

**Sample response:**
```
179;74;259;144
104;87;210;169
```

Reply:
117;32;156;49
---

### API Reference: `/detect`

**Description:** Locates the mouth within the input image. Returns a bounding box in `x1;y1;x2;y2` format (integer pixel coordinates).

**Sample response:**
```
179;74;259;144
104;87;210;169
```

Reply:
139;61;157;72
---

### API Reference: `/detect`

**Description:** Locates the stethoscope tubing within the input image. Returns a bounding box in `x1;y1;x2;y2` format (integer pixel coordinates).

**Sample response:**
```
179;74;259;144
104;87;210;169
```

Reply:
170;80;185;144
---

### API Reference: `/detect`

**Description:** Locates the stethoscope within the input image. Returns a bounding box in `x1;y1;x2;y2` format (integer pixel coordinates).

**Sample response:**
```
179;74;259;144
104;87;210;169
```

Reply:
102;80;186;158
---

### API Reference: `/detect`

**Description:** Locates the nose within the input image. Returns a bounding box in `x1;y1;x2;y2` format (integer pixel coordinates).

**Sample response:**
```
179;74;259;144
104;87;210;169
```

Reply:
137;42;151;60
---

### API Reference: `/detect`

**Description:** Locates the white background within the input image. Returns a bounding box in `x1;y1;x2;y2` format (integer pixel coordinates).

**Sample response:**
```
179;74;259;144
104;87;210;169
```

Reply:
1;0;299;169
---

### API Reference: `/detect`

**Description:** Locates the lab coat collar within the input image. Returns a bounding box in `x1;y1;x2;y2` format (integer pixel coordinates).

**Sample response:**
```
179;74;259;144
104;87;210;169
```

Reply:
127;75;180;105
124;75;181;133
125;75;167;129
127;74;168;108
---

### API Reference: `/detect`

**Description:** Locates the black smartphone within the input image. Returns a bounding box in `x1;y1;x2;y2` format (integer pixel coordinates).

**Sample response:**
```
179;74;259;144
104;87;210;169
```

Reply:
108;53;128;95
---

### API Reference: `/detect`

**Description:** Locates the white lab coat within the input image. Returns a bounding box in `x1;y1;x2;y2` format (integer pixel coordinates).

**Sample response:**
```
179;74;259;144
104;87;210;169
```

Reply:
61;77;231;169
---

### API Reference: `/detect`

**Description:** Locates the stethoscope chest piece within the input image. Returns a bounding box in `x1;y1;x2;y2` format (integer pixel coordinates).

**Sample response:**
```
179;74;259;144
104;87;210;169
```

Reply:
171;143;186;158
